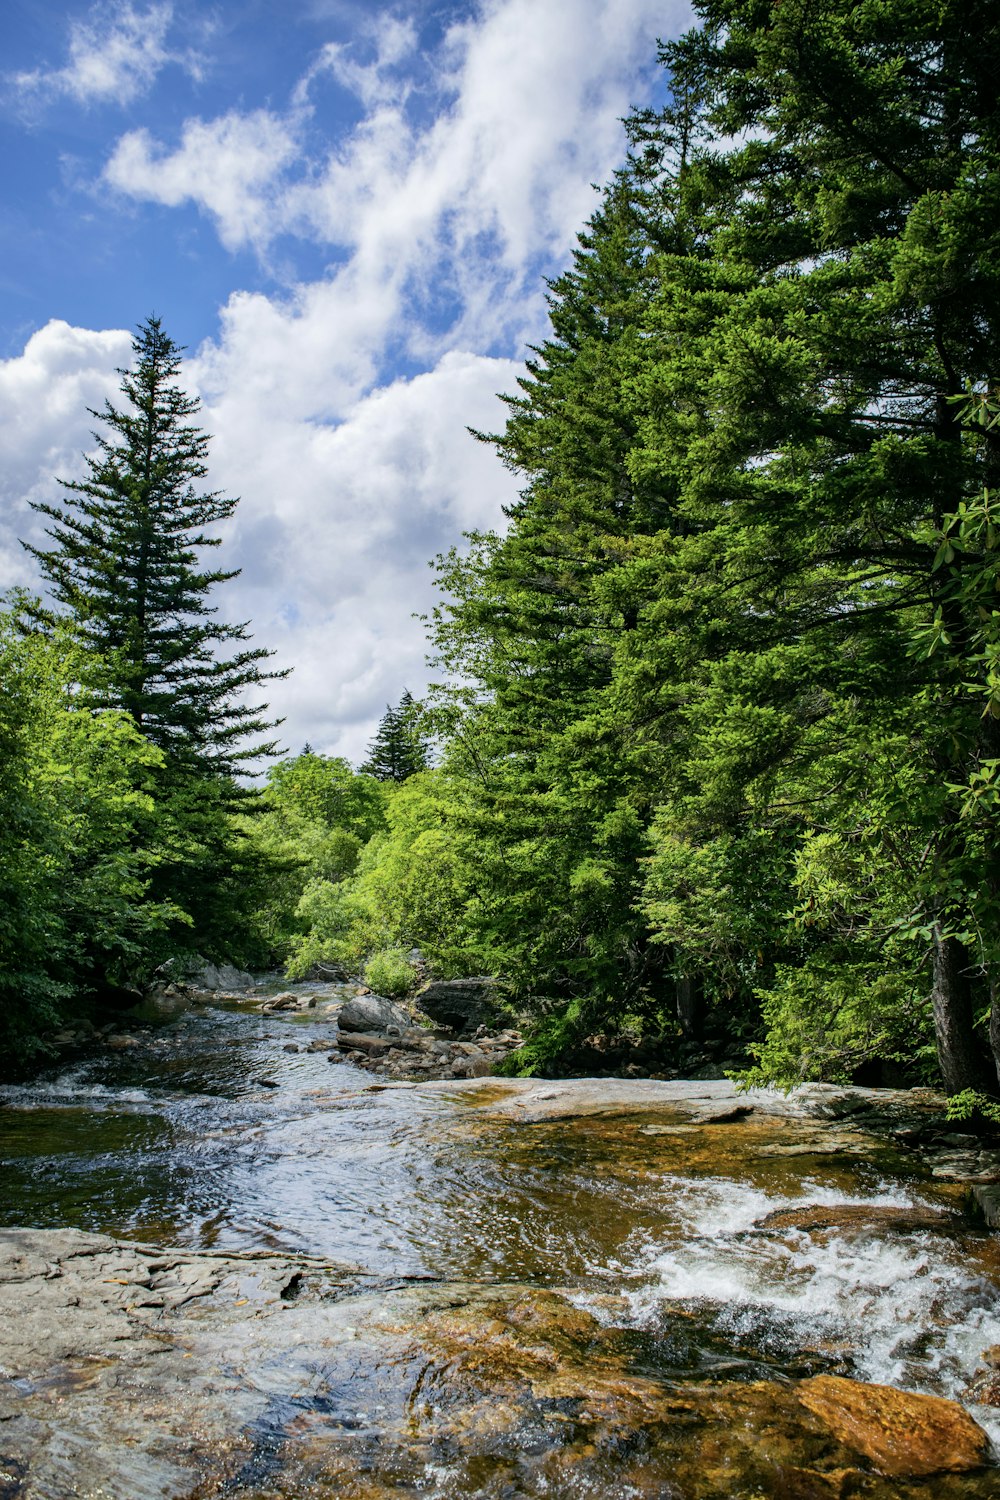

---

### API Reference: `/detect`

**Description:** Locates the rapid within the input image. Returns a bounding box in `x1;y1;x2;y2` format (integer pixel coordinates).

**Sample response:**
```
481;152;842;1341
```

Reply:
2;981;999;1498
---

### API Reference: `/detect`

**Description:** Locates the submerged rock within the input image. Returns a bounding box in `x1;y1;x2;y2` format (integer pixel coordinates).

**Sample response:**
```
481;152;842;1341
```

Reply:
797;1374;990;1478
757;1204;956;1237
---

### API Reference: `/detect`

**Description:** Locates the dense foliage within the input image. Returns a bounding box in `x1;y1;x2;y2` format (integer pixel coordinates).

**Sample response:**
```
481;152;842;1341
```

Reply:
0;604;176;1059
1;322;284;1067
5;3;999;1102
320;0;998;1095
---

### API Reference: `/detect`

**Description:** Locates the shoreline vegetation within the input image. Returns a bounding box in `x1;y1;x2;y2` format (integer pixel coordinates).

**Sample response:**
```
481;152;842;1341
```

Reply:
4;0;1000;1121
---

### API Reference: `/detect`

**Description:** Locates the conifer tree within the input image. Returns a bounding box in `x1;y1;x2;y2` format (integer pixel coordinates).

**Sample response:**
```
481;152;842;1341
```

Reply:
362;692;430;782
25;316;282;778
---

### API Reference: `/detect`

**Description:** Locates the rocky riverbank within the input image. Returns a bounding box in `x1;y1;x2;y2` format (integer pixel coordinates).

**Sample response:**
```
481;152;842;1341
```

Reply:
34;970;529;1083
0;1226;994;1500
3;1079;1000;1499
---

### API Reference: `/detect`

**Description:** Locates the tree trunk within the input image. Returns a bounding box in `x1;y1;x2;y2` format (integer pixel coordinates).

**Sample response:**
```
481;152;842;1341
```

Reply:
931;928;984;1094
988;976;1000;1095
675;973;702;1041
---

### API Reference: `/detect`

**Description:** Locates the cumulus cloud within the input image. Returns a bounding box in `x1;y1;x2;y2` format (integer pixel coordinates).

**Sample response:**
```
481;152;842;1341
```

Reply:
3;0;692;758
105;112;301;252
12;1;200;109
0;321;131;590
103;0;679;329
204;350;523;760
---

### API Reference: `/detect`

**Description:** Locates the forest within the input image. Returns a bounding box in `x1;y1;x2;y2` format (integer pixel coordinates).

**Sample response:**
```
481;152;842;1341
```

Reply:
3;0;1000;1112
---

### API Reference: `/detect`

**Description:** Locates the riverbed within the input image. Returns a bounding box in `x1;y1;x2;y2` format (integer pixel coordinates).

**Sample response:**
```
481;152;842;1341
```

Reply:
2;983;999;1497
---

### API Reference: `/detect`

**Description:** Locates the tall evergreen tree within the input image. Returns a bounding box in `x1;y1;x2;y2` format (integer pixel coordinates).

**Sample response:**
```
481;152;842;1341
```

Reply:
623;0;1000;1094
25;316;282;777
427;0;1000;1095
362;692;430;782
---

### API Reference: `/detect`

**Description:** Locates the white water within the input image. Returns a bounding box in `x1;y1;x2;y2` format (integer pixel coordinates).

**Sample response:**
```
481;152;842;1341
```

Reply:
580;1174;1000;1448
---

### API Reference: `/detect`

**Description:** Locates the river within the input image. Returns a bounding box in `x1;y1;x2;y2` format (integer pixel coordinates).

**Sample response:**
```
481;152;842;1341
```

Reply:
2;980;1000;1497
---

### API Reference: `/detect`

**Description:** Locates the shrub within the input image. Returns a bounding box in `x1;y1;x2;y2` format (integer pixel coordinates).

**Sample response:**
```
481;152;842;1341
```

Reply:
364;947;417;998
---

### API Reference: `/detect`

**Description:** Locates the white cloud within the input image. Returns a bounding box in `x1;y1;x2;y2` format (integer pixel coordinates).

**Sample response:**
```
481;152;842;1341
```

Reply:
0;321;131;590
204;350;523;760
3;0;694;758
12;2;199;109
105;112;301;252
295;15;419;110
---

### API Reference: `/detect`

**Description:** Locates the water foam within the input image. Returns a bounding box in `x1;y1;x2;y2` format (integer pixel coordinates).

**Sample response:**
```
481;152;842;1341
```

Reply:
0;1066;153;1109
583;1175;1000;1446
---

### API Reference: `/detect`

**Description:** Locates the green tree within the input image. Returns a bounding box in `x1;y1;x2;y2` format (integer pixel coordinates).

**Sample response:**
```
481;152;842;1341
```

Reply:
0;599;179;1066
621;0;1000;1092
265;750;386;838
25;315;282;776
285;769;482;979
361;691;430;782
241;751;387;961
423;177;695;1060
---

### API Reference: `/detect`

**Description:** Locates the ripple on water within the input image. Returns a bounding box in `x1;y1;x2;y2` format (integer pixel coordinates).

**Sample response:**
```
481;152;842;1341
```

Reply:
3;996;1000;1489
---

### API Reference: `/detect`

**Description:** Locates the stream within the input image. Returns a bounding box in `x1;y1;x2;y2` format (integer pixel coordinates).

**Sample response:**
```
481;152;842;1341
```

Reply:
2;980;1000;1498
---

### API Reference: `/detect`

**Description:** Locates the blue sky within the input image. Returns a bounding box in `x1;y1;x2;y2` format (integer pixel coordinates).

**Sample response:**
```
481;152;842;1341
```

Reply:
0;0;689;760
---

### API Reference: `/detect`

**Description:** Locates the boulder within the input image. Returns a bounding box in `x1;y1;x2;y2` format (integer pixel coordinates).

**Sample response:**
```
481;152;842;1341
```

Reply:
262;992;301;1012
193;962;255;992
414;977;504;1033
973;1184;1000;1228
338;994;412;1034
797;1375;989;1477
449;1054;494;1079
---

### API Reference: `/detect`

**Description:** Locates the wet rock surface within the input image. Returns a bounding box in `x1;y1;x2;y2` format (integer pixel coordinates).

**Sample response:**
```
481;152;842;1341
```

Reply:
1;1232;996;1500
797;1374;990;1477
335;1023;524;1079
6;988;1000;1497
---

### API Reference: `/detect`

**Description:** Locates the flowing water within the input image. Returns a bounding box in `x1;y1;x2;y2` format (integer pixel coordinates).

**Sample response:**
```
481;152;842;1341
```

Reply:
2;983;1000;1498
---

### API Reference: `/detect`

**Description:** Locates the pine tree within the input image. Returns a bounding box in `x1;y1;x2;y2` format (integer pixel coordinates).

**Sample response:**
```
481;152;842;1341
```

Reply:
624;0;1000;1093
24;316;282;777
362;692;430;782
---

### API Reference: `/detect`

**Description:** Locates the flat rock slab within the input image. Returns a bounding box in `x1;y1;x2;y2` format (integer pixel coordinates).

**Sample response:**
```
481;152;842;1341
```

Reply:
1;1232;995;1500
385;1076;947;1126
757;1203;958;1237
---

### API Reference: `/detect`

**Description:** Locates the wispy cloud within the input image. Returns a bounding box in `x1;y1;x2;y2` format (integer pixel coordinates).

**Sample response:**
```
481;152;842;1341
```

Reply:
12;1;202;109
100;0;676;348
294;15;419;110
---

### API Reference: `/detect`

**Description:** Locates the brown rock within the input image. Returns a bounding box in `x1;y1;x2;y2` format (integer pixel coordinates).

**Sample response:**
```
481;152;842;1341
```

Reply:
336;1031;392;1056
759;1204;953;1236
966;1370;1000;1407
797;1375;990;1478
